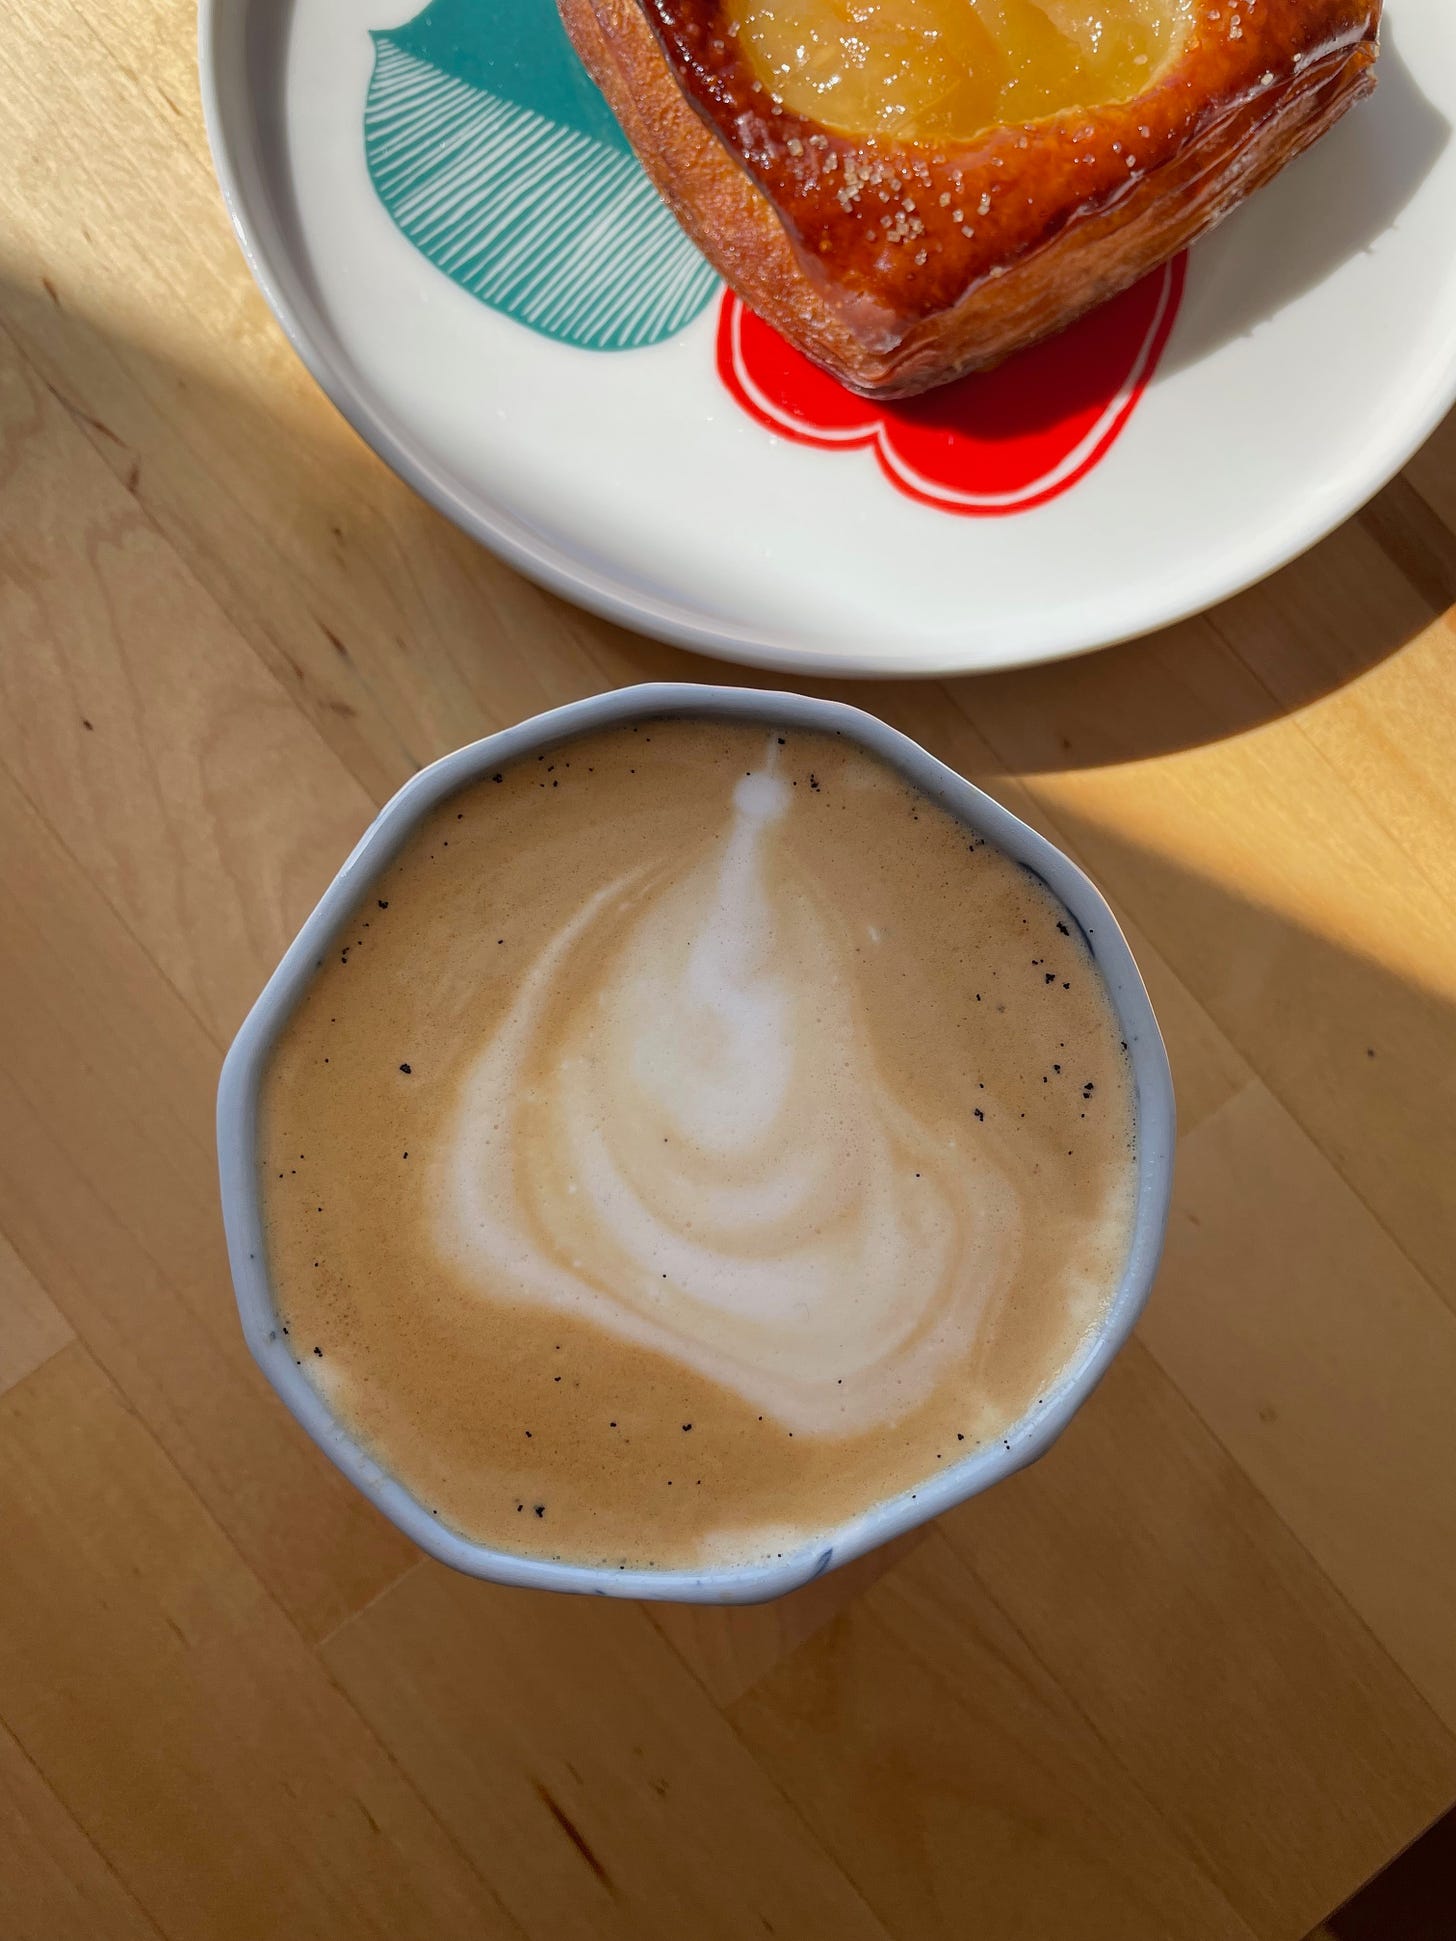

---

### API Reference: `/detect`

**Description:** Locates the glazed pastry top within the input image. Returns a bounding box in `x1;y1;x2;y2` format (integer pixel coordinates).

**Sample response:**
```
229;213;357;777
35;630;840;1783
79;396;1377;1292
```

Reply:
638;0;1381;340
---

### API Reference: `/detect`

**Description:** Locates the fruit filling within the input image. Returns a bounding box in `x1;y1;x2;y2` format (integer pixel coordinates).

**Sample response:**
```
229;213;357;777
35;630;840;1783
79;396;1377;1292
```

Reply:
724;0;1193;141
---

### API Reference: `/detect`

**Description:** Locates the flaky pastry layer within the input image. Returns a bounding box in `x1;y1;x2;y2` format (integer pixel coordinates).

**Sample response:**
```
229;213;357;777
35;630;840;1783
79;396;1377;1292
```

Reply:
559;0;1380;396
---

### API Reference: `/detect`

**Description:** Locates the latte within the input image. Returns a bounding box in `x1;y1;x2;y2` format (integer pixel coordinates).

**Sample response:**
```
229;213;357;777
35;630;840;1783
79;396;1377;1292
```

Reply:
259;717;1136;1569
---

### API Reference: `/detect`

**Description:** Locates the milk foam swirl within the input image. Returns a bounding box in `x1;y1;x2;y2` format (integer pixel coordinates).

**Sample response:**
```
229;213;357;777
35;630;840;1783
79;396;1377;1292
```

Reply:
437;744;1019;1433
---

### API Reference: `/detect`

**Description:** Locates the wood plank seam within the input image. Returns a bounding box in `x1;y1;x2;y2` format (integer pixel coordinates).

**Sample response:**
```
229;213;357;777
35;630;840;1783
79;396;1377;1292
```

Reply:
1146;1363;1456;1746
0;1228;74;1401
952;1488;1456;1929
729;1516;1268;1932
0;1711;169;1941
0;746;221;1062
724;1524;1267;1940
302;1641;533;1936
312;1556;428;1653
1204;602;1456;922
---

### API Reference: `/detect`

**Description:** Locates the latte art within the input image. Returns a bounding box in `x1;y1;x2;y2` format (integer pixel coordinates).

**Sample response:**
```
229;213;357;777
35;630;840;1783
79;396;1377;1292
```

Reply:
440;750;1018;1432
259;718;1137;1570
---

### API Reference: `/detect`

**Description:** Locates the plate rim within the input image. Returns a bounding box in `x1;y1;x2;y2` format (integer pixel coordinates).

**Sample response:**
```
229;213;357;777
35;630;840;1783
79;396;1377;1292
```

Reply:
198;0;1456;678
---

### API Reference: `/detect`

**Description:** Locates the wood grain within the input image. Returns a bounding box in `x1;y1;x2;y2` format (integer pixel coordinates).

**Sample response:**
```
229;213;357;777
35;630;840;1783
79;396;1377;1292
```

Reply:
0;1716;159;1941
650;1529;929;1708
0;1347;517;1941
0;0;1453;1931
931;1340;1456;1937
1143;1082;1456;1734
730;1529;1257;1941
0;750;414;1644
0;320;377;1042
322;1563;891;1941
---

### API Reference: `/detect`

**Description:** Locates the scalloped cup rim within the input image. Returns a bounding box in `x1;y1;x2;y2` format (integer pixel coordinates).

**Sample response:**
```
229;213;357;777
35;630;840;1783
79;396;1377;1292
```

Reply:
217;684;1175;1604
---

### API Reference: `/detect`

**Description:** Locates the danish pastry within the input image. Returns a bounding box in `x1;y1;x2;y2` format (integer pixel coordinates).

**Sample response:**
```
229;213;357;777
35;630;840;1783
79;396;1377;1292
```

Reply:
558;0;1382;395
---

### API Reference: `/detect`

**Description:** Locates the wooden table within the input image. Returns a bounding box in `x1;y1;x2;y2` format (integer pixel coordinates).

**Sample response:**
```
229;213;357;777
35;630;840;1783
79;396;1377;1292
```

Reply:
3;6;1455;1937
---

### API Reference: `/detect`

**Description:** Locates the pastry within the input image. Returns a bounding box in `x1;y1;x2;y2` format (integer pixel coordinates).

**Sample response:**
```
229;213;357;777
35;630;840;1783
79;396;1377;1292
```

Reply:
557;0;1382;396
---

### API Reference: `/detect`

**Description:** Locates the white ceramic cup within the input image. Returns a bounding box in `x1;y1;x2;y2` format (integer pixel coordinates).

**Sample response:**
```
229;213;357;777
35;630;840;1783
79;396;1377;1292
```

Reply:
218;684;1175;1603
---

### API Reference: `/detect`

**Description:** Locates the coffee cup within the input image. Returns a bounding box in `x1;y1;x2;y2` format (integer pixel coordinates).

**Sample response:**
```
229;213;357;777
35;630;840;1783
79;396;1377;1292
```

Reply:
218;683;1173;1603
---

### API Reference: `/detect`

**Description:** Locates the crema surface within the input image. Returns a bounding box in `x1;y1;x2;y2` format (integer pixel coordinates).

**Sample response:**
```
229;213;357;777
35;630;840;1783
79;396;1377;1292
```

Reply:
260;719;1136;1569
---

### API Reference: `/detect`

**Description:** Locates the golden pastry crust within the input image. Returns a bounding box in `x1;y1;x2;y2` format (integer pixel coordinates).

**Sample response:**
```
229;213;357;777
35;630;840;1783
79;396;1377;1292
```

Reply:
559;0;1381;396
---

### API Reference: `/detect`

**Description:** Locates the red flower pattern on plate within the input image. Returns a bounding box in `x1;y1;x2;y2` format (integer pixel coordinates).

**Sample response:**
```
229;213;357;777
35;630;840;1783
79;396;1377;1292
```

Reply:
717;254;1186;517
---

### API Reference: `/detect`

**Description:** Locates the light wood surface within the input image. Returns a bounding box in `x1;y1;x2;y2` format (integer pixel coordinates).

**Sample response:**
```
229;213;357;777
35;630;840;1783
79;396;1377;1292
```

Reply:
3;4;1455;1936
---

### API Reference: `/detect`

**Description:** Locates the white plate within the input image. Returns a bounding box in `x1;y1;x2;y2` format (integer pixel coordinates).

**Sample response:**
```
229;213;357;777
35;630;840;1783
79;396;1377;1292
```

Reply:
201;0;1456;676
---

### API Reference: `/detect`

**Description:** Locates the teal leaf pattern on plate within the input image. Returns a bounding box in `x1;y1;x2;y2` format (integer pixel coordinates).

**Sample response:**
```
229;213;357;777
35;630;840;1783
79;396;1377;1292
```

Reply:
365;0;719;351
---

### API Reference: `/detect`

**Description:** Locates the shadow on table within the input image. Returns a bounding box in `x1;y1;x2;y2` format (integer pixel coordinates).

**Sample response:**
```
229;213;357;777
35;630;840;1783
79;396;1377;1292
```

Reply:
612;453;1455;769
1320;1802;1456;1941
6;211;1453;779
